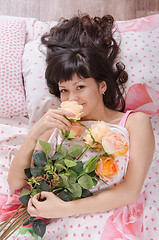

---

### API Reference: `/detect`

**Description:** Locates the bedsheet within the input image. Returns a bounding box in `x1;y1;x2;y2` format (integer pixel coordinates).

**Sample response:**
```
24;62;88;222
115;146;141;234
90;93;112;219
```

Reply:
0;115;158;240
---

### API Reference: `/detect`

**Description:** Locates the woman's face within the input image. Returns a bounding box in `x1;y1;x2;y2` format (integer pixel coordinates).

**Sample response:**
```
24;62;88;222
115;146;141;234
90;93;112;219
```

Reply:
58;74;106;120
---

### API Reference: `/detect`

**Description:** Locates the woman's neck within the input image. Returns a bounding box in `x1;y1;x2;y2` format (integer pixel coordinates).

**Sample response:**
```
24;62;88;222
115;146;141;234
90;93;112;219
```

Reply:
82;106;110;122
81;107;124;125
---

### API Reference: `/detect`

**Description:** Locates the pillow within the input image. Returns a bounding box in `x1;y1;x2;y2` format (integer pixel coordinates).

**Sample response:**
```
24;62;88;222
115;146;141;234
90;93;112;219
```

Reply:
22;39;60;127
25;18;57;43
116;14;159;115
117;14;159;93
0;18;27;117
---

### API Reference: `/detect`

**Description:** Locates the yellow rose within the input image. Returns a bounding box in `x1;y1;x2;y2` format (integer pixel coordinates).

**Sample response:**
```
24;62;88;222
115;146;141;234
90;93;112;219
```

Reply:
102;132;128;155
60;101;83;120
83;121;111;146
96;156;119;179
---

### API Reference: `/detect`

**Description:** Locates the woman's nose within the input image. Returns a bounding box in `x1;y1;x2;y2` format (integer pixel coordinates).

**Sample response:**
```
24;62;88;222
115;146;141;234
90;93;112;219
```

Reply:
68;92;78;101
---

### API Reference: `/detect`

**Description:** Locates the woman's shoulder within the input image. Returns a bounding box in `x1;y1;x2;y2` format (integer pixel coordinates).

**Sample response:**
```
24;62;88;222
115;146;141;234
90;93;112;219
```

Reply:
127;111;150;122
125;111;151;131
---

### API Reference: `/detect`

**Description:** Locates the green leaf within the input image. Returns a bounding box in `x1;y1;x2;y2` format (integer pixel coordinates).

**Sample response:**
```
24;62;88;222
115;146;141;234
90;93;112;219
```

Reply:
59;189;73;201
19;194;30;206
30;167;43;178
67;170;77;184
64;159;77;168
21;188;30;196
17;226;29;235
36;179;50;191
55;163;67;172
81;188;93;198
68;144;83;158
84;157;97;173
70;161;83;175
17;227;38;240
83;156;97;172
23;217;36;226
39;140;51;156
30;189;42;198
50;152;63;161
71;183;82;198
24;168;32;178
78;174;94;189
32;219;46;238
33;150;47;167
60;174;70;188
57;145;67;157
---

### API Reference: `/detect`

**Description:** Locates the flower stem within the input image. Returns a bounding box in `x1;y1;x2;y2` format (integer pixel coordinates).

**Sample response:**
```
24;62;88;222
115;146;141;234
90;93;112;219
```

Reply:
3;208;27;232
6;214;29;240
76;144;92;161
0;211;29;239
0;204;24;233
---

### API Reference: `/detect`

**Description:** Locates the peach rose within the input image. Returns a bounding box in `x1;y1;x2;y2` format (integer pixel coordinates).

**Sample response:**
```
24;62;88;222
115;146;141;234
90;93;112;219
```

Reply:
96;156;119;179
83;121;111;146
60;101;83;120
69;122;84;138
102;132;128;155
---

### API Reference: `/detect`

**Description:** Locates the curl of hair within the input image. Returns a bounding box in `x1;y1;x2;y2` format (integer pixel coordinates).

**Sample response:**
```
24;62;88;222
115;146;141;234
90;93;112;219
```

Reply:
41;14;128;111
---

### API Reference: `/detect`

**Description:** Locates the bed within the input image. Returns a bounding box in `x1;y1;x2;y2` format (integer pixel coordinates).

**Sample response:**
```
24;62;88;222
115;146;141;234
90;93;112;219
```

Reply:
0;13;159;239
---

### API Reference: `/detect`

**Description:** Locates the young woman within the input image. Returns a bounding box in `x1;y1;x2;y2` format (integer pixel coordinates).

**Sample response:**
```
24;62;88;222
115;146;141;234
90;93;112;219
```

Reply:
8;14;155;220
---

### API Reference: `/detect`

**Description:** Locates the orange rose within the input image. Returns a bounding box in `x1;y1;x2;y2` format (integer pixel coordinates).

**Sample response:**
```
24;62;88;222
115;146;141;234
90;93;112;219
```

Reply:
96;156;119;178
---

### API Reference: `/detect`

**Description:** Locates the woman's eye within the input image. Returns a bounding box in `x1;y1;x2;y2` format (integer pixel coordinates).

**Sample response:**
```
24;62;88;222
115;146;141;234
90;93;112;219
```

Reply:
60;89;67;93
77;85;85;90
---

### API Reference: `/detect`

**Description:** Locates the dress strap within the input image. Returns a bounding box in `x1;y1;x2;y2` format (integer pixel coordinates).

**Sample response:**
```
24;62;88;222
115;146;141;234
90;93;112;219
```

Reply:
119;110;133;127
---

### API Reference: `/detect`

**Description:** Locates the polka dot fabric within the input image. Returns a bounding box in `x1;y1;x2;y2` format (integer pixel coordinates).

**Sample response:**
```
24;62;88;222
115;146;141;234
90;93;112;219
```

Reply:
22;39;60;127
117;14;159;93
0;18;27;117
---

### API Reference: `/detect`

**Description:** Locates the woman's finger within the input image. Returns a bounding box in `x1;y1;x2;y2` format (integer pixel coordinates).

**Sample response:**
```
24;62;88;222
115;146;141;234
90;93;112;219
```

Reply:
53;109;76;117
43;110;72;129
48;110;74;127
40;191;52;200
27;198;38;217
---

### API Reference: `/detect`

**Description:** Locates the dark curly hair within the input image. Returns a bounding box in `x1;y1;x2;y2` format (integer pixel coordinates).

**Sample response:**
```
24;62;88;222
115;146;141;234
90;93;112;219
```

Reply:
41;14;128;111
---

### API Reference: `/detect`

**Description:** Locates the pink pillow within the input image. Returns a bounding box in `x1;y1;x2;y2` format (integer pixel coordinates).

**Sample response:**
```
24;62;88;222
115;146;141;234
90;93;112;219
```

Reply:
0;18;27;117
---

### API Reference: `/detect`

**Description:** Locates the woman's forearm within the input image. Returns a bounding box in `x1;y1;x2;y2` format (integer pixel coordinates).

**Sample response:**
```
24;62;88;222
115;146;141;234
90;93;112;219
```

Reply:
68;181;139;216
8;131;38;191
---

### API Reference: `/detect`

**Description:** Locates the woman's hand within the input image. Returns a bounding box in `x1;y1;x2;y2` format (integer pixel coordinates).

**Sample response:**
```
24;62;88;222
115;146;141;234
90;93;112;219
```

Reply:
27;192;70;218
29;109;75;141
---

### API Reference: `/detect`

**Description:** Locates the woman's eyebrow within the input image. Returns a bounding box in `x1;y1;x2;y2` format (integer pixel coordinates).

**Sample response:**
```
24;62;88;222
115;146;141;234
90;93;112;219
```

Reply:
73;80;86;85
59;80;86;88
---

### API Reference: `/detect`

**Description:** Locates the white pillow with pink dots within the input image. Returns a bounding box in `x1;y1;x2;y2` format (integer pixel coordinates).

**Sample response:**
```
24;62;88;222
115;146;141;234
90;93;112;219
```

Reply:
22;39;60;127
0;18;27;117
117;14;159;115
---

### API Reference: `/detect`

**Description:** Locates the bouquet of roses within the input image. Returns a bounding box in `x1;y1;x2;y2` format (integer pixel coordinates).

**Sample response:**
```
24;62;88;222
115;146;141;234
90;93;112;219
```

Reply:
0;101;127;239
